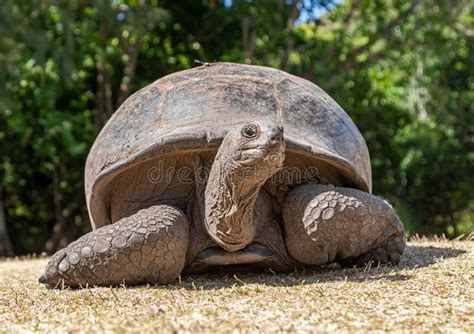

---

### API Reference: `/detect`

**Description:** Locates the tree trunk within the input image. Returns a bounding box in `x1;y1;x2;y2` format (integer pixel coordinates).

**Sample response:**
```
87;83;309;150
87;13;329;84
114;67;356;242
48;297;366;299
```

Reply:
242;16;256;60
115;37;142;108
281;0;299;72
45;168;84;253
0;190;14;257
94;0;114;132
116;0;146;108
95;61;114;132
45;168;67;253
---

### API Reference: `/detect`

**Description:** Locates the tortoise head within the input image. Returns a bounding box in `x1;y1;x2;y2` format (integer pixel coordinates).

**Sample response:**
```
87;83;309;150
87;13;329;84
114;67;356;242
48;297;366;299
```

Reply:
204;121;285;252
221;121;285;175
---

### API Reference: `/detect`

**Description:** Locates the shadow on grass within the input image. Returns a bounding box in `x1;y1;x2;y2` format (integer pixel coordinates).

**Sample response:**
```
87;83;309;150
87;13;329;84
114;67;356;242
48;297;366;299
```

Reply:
398;245;466;269
44;244;467;291
165;244;467;290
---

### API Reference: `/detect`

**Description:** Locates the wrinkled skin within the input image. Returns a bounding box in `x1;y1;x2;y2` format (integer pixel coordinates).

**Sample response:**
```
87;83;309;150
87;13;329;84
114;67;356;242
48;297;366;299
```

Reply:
40;121;406;288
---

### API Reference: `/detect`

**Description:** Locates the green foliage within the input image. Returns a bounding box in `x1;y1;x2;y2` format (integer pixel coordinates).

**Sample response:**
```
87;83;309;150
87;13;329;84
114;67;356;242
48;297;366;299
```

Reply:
0;0;472;254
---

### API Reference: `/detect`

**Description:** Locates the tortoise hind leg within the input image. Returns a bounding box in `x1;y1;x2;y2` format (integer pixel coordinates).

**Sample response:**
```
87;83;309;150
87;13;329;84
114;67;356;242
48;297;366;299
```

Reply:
39;205;189;288
282;184;406;267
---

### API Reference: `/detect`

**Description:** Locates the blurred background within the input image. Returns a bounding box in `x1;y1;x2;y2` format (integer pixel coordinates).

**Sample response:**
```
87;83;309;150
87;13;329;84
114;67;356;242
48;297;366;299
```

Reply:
0;0;472;256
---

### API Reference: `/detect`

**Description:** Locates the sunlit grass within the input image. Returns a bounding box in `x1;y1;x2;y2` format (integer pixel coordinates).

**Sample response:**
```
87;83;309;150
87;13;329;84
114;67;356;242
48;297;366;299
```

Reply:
0;237;473;332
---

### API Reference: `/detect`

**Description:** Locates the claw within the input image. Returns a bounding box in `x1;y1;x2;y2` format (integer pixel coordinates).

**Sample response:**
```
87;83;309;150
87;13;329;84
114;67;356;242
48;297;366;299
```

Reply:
389;253;401;265
38;273;48;284
38;250;66;288
38;273;57;289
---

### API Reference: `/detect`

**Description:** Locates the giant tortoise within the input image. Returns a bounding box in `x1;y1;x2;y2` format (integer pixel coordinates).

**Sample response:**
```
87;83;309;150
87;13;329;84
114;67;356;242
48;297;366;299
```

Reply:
40;62;406;288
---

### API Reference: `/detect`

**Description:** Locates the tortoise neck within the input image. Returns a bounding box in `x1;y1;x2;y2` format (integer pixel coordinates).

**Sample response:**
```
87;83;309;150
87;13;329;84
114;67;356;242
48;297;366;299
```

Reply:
204;150;265;252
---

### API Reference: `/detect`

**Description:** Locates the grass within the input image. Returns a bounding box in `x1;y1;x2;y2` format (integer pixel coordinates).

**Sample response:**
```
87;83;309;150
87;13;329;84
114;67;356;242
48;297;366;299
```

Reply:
0;236;473;332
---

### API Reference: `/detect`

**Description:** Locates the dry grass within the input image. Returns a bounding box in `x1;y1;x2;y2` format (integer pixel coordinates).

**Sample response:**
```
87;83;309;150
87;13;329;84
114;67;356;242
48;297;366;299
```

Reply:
0;237;473;333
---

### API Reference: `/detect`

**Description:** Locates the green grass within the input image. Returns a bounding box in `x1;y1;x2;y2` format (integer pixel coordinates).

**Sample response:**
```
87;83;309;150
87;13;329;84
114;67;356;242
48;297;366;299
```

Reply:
1;237;473;332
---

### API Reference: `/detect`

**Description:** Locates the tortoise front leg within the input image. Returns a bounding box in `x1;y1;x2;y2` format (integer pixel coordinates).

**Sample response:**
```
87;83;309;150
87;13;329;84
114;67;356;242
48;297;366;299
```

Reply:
282;184;406;267
39;205;189;288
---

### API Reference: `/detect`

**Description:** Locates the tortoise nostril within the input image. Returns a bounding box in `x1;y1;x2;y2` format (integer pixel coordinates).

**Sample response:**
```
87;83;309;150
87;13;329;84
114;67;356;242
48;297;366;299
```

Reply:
268;125;283;143
270;132;282;143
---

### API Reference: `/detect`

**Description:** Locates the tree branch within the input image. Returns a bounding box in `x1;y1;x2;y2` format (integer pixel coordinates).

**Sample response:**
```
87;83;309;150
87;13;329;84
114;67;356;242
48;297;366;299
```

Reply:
309;0;421;87
452;22;474;38
344;0;421;64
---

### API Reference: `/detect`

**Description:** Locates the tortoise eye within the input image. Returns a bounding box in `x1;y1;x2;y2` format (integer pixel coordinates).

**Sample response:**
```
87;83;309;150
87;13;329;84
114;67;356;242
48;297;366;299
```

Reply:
241;124;258;138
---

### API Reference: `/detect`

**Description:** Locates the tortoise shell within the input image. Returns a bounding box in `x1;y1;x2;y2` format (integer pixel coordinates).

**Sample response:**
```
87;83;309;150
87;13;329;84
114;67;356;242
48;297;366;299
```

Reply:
85;63;371;229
